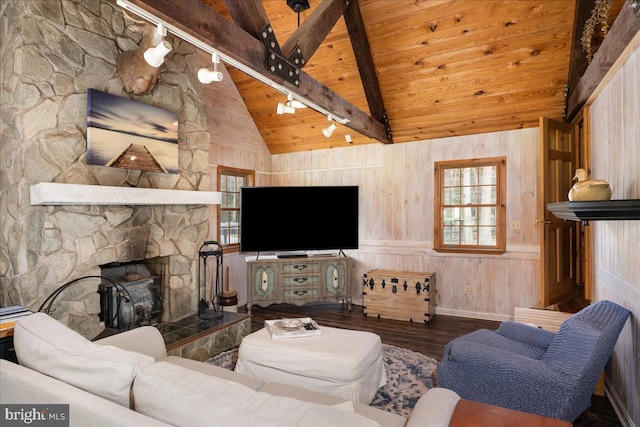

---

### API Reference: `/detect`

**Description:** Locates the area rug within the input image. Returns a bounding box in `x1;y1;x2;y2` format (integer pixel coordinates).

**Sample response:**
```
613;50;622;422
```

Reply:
207;344;437;417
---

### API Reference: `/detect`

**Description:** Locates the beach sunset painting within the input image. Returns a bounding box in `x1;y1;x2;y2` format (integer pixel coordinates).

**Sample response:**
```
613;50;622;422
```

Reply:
87;89;179;174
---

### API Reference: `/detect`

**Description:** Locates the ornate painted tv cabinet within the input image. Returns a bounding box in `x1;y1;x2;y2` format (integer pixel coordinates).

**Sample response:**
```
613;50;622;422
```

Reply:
246;255;351;314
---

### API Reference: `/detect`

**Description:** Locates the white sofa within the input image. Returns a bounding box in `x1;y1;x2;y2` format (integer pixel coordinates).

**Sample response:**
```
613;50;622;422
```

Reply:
0;313;461;427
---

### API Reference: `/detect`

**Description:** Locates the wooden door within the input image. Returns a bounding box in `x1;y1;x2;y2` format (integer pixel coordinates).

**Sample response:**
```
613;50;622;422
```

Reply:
571;109;593;302
538;117;578;306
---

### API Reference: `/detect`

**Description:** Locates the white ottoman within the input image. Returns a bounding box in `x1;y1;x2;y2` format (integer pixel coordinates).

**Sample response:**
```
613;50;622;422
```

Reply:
235;326;387;404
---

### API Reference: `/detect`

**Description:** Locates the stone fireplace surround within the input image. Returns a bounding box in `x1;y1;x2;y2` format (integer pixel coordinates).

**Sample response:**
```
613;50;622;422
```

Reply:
0;0;221;339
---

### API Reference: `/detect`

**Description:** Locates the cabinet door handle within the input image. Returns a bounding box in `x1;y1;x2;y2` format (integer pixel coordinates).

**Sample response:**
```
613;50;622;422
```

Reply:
293;277;308;283
293;264;308;271
293;290;308;296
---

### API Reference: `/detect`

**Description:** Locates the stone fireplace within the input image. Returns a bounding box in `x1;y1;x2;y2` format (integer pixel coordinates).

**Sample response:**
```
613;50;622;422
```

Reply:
0;0;217;339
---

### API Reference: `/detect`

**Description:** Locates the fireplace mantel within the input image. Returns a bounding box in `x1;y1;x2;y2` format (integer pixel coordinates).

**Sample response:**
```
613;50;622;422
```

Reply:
30;182;221;206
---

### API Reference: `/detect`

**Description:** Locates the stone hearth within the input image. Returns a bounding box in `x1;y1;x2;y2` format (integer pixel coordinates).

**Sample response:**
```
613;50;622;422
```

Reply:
93;311;251;361
162;311;251;361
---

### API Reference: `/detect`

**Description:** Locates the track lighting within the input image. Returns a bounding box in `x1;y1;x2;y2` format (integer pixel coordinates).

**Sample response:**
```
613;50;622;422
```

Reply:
117;0;351;125
198;53;223;84
276;102;296;115
323;123;337;137
143;23;172;67
322;115;337;138
287;95;306;109
276;94;307;115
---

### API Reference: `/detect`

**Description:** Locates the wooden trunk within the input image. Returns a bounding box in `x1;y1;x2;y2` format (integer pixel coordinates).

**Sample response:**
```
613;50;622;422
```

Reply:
362;269;436;324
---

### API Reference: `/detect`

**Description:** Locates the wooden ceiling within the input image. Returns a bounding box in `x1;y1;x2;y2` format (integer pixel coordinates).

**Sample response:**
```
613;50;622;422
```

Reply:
146;0;628;154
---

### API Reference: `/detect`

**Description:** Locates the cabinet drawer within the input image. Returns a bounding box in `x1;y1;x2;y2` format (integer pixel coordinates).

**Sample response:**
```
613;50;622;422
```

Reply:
283;275;320;286
283;288;320;305
282;262;320;274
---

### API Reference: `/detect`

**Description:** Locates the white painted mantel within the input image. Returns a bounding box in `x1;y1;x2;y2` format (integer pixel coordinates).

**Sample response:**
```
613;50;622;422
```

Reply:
30;182;221;206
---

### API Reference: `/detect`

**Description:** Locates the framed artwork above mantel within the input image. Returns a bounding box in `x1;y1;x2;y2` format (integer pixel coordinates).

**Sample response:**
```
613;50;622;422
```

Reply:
87;89;179;174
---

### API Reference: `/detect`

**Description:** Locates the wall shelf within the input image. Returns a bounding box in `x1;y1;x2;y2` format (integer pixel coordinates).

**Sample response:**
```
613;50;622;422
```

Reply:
547;200;640;224
30;183;221;206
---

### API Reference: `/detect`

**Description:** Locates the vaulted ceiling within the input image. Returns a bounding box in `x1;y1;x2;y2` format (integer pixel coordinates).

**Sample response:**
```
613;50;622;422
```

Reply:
130;0;630;154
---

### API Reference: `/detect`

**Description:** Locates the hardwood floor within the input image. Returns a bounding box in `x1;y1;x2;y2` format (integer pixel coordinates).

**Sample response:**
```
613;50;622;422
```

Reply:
241;302;621;427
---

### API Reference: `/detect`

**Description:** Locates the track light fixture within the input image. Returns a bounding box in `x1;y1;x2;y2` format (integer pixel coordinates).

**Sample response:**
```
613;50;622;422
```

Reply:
276;94;307;115
287;94;307;109
322;115;337;138
323;123;337;137
143;23;172;68
276;102;296;115
198;53;223;84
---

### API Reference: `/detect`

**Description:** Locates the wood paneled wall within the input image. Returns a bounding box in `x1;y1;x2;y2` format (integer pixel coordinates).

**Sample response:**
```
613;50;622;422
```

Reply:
271;128;541;320
202;57;272;305
589;39;639;427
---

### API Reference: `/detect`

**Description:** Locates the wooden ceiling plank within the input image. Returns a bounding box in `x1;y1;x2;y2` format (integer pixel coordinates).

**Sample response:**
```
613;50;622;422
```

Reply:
366;16;575;62
126;0;390;144
566;2;640;120
343;0;391;140
363;2;574;43
394;96;564;117
281;0;347;64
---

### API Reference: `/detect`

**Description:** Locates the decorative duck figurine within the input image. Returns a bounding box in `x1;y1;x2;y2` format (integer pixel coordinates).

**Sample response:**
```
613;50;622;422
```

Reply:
568;168;612;201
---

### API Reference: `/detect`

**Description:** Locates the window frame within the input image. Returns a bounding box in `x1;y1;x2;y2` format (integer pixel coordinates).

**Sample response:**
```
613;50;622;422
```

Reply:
217;166;254;253
433;157;506;254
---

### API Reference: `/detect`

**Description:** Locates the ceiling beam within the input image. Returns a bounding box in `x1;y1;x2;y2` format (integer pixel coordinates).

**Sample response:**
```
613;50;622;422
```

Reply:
343;0;391;141
224;0;290;80
281;0;347;65
125;0;391;144
224;0;346;85
566;2;640;121
565;0;595;118
223;0;273;44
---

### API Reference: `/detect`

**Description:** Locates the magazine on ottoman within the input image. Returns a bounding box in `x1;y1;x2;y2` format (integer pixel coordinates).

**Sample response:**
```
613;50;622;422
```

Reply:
265;317;321;339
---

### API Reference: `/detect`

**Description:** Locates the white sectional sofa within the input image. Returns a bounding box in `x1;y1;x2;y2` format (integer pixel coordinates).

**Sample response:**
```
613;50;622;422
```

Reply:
0;313;461;427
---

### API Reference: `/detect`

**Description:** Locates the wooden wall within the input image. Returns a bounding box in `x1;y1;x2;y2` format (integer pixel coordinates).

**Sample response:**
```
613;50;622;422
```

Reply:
589;38;639;427
202;57;272;306
271;128;541;320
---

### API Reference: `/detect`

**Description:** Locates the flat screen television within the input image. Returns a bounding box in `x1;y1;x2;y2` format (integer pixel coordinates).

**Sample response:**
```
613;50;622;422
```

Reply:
240;186;359;254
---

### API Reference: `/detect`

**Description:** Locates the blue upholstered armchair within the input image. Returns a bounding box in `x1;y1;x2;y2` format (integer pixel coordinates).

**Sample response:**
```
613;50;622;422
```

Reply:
437;300;630;421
